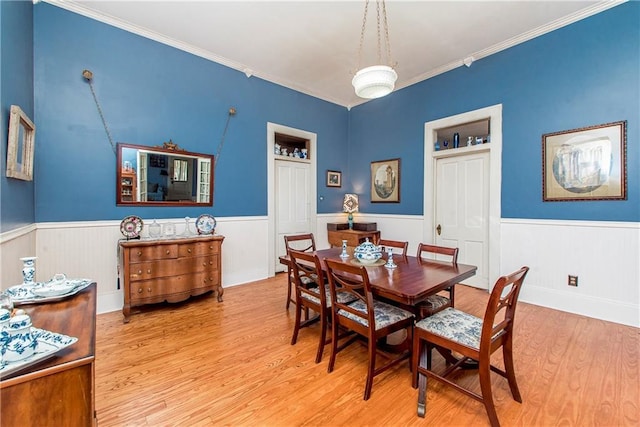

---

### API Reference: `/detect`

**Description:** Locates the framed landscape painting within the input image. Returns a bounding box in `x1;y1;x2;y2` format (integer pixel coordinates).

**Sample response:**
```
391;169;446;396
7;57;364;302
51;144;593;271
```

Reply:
542;121;627;201
370;158;400;203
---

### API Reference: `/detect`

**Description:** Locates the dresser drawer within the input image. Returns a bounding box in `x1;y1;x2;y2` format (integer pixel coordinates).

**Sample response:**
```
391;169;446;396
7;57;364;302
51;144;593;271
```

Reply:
129;255;219;281
178;241;220;257
129;272;219;304
128;244;179;262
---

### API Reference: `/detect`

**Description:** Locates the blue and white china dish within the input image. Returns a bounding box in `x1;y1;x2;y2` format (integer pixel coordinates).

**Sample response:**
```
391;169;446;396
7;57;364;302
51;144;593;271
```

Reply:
195;214;216;235
0;309;10;331
353;239;383;265
6;278;93;305
0;327;78;376
20;256;37;285
2;314;36;363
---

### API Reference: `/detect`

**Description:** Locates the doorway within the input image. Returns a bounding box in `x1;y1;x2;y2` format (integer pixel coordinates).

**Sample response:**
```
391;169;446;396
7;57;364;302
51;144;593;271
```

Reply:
267;123;317;276
424;104;502;289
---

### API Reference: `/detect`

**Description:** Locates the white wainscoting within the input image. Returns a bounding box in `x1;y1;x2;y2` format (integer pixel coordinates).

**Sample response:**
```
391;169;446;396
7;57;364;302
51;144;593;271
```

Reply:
502;219;639;327
1;216;637;327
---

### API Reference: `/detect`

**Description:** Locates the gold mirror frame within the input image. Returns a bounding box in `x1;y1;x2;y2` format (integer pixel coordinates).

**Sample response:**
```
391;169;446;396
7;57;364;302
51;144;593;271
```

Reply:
6;105;35;181
116;142;214;206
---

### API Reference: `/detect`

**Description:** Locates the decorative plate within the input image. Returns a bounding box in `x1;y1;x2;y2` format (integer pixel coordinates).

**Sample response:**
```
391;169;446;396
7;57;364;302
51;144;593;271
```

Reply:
5;279;93;305
120;215;143;239
0;327;78;378
195;214;216;235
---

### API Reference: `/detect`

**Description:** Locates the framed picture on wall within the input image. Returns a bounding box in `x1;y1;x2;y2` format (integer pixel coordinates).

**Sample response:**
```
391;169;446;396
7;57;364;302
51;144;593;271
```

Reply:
542;121;627;201
371;158;400;203
326;170;342;187
6;105;35;181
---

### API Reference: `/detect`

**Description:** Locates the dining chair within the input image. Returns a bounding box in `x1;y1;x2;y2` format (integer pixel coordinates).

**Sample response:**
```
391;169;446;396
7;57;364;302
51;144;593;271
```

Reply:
378;239;408;258
411;266;530;427
288;249;357;363
324;258;415;400
283;233;317;310
416;243;459;318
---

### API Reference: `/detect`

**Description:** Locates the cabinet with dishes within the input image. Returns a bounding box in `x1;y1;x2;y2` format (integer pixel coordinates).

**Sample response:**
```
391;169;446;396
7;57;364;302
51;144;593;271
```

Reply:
274;132;310;162
120;170;137;202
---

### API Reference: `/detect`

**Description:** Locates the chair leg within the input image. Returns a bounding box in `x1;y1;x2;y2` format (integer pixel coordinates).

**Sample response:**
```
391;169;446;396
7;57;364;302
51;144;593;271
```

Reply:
478;357;500;427
286;270;293;310
363;337;376;400
315;311;328;363
502;336;522;402
327;318;339;373
290;301;302;345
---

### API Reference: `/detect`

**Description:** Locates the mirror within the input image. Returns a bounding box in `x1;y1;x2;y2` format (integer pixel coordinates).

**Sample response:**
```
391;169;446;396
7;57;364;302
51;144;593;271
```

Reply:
116;142;214;206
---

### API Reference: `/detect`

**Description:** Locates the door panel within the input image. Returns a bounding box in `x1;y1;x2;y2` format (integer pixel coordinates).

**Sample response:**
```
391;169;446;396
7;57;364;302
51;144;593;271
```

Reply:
275;160;311;272
436;152;489;288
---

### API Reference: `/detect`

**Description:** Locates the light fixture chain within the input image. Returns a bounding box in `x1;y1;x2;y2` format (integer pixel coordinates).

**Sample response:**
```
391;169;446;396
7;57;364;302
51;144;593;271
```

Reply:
357;0;370;70
86;78;117;155
382;0;394;67
376;0;382;64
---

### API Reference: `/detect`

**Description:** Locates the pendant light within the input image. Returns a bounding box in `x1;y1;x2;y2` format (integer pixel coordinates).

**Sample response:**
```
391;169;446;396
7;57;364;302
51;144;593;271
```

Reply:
352;0;397;99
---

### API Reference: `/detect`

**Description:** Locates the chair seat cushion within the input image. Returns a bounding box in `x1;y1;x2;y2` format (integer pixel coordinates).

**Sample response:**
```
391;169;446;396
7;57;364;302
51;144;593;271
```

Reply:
299;274;319;286
301;287;357;307
415;307;482;349
338;300;413;330
422;294;451;311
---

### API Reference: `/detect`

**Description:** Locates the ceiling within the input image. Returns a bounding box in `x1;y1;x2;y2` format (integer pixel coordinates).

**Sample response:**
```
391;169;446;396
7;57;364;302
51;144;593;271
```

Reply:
47;0;620;108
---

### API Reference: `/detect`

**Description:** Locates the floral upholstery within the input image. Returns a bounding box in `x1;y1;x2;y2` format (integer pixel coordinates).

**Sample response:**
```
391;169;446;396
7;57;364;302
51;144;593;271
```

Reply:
422;294;450;311
298;273;319;286
338;300;414;330
301;287;357;307
415;307;482;349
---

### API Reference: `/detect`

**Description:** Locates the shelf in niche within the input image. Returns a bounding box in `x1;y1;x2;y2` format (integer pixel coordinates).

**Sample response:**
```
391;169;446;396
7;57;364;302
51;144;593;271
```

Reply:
432;141;490;157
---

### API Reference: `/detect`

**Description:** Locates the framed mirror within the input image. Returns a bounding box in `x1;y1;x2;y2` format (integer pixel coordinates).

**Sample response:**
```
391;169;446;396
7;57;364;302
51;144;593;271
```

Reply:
6;105;36;181
116;142;214;206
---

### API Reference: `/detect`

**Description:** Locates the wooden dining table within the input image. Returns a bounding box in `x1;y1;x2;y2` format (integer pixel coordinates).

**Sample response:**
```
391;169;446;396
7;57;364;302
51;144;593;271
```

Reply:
280;246;477;315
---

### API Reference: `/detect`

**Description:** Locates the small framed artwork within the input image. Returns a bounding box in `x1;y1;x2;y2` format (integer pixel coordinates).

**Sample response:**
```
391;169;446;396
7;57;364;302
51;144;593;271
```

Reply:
371;158;400;203
6;105;36;181
542;121;627;201
326;170;342;187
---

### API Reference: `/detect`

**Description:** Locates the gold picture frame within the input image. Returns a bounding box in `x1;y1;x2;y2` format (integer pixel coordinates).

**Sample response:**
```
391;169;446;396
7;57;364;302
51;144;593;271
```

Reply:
370;158;400;203
6;105;36;181
542;121;626;201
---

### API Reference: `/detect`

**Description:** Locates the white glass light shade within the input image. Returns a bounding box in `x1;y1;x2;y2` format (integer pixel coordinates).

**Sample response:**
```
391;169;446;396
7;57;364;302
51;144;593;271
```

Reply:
352;65;398;99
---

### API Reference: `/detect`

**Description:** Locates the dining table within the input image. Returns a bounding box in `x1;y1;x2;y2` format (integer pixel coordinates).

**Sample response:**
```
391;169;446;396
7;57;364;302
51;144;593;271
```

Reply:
280;246;478;316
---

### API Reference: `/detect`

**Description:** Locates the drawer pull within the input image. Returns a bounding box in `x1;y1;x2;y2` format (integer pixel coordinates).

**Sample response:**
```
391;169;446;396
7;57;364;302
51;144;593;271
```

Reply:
147;269;151;274
148;288;152;293
209;246;213;249
137;270;142;275
209;261;213;265
187;248;192;253
138;288;143;293
137;251;142;256
166;250;170;255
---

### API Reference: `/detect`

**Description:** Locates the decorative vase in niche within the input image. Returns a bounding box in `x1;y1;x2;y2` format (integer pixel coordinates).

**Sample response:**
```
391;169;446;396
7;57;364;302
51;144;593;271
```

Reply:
453;132;460;148
20;257;37;285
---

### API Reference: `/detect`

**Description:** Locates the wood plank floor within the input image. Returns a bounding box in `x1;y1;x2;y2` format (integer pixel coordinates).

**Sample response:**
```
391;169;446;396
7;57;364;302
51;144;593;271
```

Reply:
95;273;639;426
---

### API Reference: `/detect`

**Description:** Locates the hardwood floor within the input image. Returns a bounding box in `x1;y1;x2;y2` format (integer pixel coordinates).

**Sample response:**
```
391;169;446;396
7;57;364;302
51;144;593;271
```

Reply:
95;273;639;426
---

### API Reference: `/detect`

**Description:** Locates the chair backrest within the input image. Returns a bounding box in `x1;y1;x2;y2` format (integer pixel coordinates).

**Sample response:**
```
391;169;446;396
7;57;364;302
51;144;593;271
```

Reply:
324;259;374;331
417;243;459;264
480;266;529;352
289;249;327;306
379;239;408;257
284;233;316;254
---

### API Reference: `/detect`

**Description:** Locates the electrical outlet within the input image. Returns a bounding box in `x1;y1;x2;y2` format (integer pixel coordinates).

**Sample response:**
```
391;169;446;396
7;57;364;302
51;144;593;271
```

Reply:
568;275;578;287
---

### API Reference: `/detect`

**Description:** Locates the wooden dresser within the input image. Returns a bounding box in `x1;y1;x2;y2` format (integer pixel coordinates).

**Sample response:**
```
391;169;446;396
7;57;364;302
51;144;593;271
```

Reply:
1;283;97;427
327;229;380;248
119;235;224;322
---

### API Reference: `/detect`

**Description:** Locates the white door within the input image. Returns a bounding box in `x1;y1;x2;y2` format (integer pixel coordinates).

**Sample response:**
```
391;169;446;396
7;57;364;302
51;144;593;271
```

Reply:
275;159;311;272
435;151;490;289
137;152;148;202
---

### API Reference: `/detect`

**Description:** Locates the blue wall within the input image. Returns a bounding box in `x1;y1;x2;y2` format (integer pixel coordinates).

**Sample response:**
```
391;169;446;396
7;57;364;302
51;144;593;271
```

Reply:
348;2;639;221
32;3;349;222
1;2;638;233
0;0;35;233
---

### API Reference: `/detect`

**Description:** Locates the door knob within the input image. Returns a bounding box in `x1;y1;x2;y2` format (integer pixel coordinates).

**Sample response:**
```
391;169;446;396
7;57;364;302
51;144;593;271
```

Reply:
436;224;442;235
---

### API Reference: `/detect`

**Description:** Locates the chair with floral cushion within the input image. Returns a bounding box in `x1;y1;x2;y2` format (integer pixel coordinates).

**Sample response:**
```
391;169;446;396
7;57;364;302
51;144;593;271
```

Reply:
416;243;459;318
324;258;415;400
378;239;409;258
289;249;356;363
284;233;317;310
412;266;529;427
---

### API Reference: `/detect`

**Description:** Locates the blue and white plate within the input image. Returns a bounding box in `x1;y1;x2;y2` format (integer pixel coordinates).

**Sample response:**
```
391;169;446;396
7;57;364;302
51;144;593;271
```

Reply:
195;214;216;235
5;279;93;305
